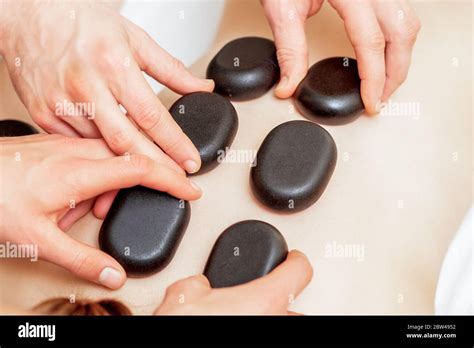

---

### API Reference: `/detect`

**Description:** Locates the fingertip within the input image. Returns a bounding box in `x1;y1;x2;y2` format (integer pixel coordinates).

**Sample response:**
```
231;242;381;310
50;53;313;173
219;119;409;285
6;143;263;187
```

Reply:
288;249;308;261
183;159;201;174
192;274;211;288
287;249;313;280
189;180;203;199
93;190;118;219
203;79;215;92
360;82;383;116
381;80;399;103
190;78;215;94
98;265;127;289
274;76;292;99
364;99;382;116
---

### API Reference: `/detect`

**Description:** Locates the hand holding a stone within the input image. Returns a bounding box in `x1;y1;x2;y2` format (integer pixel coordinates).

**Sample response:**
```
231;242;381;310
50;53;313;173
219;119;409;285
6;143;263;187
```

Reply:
0;135;201;289
155;250;313;315
261;0;421;114
0;1;213;174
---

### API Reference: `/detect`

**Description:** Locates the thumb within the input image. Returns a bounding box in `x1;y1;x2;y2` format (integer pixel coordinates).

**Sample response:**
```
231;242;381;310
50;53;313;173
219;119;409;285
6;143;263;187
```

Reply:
263;1;310;98
226;250;313;314
37;220;126;289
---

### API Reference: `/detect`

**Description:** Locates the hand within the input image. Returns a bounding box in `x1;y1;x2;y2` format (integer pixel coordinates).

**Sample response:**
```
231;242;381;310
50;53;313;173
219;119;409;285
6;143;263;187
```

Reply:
262;0;421;114
0;134;201;289
0;1;214;174
155;250;313;315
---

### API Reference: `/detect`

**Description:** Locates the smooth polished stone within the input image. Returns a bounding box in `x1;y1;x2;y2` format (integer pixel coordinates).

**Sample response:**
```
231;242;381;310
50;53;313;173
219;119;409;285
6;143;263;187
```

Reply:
169;92;238;174
0;119;38;137
294;57;364;125
251;120;337;212
99;186;190;277
206;37;280;101
204;220;288;288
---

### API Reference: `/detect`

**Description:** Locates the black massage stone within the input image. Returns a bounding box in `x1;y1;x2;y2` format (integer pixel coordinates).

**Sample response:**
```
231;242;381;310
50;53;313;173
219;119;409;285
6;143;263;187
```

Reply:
294;57;364;125
207;37;280;101
204;220;288;288
0;119;38;137
251;120;337;212
99;186;190;277
169;92;238;174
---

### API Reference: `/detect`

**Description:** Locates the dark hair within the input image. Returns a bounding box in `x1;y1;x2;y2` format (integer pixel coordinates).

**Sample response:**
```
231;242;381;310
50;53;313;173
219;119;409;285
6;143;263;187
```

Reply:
33;297;132;316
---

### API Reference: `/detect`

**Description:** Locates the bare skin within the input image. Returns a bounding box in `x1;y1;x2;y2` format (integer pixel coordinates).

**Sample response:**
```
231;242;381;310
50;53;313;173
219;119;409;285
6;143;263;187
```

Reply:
261;0;421;114
155;250;313;315
0;0;213;174
0;134;201;289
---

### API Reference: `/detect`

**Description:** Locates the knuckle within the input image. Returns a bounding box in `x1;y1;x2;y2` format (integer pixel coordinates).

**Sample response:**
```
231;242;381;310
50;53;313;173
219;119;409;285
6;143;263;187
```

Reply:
166;277;204;296
165;280;187;296
134;101;162;131
361;31;386;52
162;58;185;84
101;53;122;75
65;74;91;101
410;16;422;34
276;46;306;65
128;154;153;175
92;40;124;75
182;277;206;291
62;166;85;201
29;103;52;127
44;91;65;113
405;17;421;42
69;251;91;275
106;129;132;154
161;133;182;155
389;69;408;85
171;57;185;73
390;18;421;44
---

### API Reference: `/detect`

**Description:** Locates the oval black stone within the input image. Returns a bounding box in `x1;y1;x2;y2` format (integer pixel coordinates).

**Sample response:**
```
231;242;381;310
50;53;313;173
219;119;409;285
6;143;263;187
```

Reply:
250;120;337;212
169;92;238;174
204;220;288;288
294;57;364;125
206;37;280;101
0;119;38;137
99;186;190;277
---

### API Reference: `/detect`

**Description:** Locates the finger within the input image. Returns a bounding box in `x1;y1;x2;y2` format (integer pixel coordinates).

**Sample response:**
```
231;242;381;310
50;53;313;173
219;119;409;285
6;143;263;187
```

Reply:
51;94;101;138
287;311;303;316
167;274;211;295
156;275;211;314
228;250;313;313
111;66;202;174
58;198;95;231
372;1;421;100
93;190;118;219
263;0;311;98
125;19;214;95
90;83;184;174
65;154;202;203
329;0;386;114
19;90;79;137
32;109;80;138
38;220;126;289
67;138;115;160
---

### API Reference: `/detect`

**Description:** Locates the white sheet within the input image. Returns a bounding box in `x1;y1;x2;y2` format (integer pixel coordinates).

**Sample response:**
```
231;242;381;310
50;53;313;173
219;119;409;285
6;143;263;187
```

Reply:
435;206;473;314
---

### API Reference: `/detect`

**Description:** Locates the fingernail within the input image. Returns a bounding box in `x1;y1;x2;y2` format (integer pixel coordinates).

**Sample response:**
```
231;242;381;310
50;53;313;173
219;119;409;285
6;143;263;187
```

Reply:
190;180;201;193
183;160;200;174
99;267;124;289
